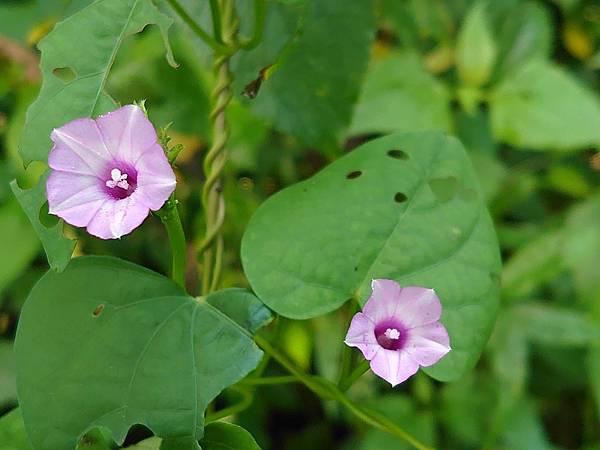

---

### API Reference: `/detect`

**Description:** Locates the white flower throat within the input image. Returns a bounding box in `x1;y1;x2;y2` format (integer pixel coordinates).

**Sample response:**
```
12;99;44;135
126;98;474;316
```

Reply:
384;328;400;340
106;168;129;190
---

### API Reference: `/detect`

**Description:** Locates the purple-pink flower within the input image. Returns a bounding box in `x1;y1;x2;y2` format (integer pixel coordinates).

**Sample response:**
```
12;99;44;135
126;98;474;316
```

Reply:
345;279;451;386
46;105;176;239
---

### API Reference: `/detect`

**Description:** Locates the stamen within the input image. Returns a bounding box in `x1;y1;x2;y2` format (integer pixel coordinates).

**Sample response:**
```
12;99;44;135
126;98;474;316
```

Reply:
384;328;400;340
106;168;130;190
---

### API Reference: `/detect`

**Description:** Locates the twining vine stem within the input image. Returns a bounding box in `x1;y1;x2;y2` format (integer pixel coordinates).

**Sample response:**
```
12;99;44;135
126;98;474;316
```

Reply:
199;0;238;295
167;1;430;449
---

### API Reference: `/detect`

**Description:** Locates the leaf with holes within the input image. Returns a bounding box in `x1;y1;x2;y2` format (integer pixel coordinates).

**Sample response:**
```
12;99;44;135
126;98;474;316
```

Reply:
19;0;176;165
10;172;75;272
242;131;501;381
16;256;266;450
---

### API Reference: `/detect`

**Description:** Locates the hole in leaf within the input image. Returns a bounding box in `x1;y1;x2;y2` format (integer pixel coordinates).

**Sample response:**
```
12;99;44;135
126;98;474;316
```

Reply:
394;192;408;203
387;149;409;160
122;424;153;447
39;201;59;228
428;176;458;203
52;66;76;83
346;170;362;179
92;304;105;318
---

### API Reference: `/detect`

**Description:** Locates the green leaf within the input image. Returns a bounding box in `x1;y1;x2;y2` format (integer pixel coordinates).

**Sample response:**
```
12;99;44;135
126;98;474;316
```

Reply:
231;1;302;95
493;1;552;80
16;256;263;450
490;60;600;151
246;0;375;147
10;173;75;272
199;422;261;450
0;199;40;294
456;1;497;87
348;52;451;136
19;0;176;165
206;288;273;334
0;409;33;450
242;131;501;381
125;437;161;449
126;423;262;450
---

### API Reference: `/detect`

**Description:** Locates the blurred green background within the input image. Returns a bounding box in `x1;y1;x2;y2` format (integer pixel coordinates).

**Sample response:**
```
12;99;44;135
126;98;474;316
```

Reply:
3;0;600;449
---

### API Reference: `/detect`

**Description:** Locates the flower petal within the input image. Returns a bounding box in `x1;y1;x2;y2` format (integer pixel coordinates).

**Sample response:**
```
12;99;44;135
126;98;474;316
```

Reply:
135;143;176;210
405;322;451;367
86;193;150;239
344;312;379;360
96;105;158;163
50;118;113;174
395;287;442;328
362;279;402;322
369;349;419;387
46;171;107;227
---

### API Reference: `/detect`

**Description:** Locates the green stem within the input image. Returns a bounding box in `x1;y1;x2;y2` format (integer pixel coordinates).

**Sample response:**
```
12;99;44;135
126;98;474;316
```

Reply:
209;0;223;43
157;197;187;289
240;0;266;50
338;359;370;392
240;375;298;386
199;0;238;294
254;335;433;450
205;386;253;423
166;0;231;54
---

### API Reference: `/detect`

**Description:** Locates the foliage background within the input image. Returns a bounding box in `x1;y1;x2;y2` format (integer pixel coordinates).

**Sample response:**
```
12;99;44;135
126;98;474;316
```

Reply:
1;0;600;448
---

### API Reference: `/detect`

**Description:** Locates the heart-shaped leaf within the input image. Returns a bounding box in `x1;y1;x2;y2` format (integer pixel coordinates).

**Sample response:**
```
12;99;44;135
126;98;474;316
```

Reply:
242;131;501;381
16;256;267;450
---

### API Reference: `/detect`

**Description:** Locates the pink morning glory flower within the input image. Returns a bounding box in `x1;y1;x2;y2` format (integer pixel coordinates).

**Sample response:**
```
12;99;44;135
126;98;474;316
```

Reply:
344;279;451;386
46;105;176;239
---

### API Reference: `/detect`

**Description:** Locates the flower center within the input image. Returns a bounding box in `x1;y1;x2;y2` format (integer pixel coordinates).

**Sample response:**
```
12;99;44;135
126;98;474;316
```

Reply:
384;328;400;340
103;164;137;200
105;168;129;190
374;321;406;351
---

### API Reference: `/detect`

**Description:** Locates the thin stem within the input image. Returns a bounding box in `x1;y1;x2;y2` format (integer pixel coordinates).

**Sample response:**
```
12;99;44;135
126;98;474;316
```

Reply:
157;197;187;289
200;0;238;294
209;0;223;43
253;335;335;400
240;0;266;50
166;0;231;54
205;386;253;423
240;375;298;386
254;335;433;450
338;359;370;392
